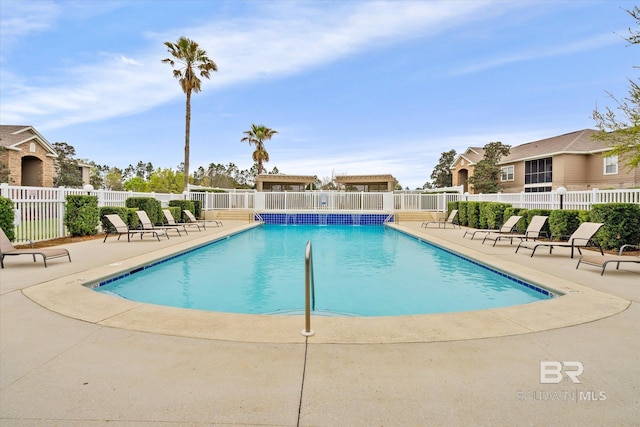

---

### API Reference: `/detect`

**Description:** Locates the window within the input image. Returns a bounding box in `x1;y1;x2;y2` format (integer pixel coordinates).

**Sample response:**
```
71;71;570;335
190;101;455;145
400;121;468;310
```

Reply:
524;186;552;193
604;155;618;175
525;157;552;185
501;166;514;181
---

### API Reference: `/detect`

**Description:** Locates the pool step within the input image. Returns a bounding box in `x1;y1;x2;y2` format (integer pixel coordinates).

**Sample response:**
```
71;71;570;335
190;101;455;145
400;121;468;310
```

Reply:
203;209;254;222
394;211;443;223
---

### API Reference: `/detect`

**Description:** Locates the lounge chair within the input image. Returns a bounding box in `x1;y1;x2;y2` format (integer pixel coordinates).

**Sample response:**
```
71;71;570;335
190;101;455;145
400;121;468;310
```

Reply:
136;210;183;237
160;209;193;234
482;215;548;246
516;222;604;258
103;214;168;242
463;215;522;240
0;227;71;268
183;209;222;228
421;209;460;229
576;244;639;275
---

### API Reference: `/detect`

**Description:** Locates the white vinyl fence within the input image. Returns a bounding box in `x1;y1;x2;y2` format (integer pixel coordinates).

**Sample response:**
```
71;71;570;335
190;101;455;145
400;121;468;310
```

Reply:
1;183;639;243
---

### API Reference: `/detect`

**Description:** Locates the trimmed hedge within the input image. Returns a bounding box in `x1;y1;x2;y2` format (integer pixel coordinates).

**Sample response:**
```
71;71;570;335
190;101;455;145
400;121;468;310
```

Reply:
168;199;195;222
192;199;202;218
0;196;15;241
548;210;585;239
480;202;511;229
64;195;100;236
589;203;640;250
458;202;469;226
126;197;163;224
467;202;481;228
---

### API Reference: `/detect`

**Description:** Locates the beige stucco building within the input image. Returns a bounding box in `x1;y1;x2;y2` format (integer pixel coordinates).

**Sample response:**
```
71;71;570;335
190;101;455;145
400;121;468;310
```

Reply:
451;129;640;193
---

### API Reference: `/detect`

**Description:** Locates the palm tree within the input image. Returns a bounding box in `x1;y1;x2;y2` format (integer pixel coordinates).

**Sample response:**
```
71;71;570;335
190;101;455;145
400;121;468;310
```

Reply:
241;124;278;175
162;37;217;190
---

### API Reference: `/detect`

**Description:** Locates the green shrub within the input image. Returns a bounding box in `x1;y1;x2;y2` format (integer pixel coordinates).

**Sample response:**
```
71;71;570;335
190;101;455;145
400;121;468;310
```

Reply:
168;199;195;222
589;203;640;250
481;202;511;229
0;196;15;241
467;202;480;228
64;195;99;236
192;199;202;218
548;210;584;239
458;202;468;226
447;201;459;217
126;197;162;224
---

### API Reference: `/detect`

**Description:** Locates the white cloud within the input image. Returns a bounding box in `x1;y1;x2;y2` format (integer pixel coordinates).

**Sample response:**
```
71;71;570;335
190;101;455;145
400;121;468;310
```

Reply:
1;1;502;129
452;31;621;75
0;0;60;41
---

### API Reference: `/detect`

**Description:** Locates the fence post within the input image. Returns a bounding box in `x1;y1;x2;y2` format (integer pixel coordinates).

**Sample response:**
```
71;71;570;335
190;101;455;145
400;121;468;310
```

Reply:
0;182;8;198
591;188;599;208
57;187;66;237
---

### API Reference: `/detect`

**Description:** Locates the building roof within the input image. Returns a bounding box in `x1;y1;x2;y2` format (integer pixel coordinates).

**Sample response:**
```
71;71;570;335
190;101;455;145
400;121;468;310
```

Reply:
452;129;611;168
334;174;395;183
254;174;316;183
500;129;607;164
0;125;58;157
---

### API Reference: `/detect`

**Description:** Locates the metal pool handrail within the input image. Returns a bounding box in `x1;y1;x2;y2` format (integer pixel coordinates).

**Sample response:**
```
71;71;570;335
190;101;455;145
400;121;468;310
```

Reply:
302;240;316;337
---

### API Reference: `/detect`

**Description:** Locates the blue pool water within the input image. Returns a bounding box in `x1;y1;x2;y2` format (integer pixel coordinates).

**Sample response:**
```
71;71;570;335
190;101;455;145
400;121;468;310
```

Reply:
95;225;551;316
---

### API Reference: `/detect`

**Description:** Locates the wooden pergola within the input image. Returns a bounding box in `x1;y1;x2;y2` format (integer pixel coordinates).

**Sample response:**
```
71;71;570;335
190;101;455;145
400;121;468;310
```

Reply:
334;174;396;192
255;174;316;191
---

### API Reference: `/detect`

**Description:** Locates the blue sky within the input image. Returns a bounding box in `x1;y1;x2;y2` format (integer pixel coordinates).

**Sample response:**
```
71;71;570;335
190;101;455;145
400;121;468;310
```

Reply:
0;0;636;189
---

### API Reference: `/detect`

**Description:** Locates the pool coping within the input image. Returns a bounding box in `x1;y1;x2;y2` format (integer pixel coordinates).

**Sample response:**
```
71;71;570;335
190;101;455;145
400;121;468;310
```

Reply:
22;222;631;344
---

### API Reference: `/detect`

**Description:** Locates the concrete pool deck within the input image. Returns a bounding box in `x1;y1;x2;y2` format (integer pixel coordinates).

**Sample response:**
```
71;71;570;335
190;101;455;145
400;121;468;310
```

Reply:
1;220;638;425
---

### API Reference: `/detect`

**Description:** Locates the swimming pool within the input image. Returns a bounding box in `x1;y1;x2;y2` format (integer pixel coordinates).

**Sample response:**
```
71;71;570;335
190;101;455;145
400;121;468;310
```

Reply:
95;225;552;316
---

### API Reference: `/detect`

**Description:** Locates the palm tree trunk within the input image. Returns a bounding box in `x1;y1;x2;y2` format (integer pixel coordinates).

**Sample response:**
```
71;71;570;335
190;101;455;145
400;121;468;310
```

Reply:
184;89;191;190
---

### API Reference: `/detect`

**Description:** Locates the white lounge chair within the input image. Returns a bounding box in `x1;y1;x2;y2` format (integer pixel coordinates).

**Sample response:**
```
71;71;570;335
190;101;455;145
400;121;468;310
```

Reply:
516;222;604;258
1;227;71;268
463;215;522;240
482;215;548;246
421;210;460;229
183;209;222;228
161;209;193;234
136;210;183;237
576;244;639;275
103;214;168;242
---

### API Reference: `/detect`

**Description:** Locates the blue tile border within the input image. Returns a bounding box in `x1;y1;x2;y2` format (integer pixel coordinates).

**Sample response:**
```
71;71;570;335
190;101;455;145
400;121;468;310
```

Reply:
257;213;392;225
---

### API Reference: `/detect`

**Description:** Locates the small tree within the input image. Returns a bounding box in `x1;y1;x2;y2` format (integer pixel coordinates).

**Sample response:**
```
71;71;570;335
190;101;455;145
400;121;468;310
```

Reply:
430;149;456;188
241;124;278;175
468;142;510;193
592;6;640;169
53;142;83;188
104;167;124;191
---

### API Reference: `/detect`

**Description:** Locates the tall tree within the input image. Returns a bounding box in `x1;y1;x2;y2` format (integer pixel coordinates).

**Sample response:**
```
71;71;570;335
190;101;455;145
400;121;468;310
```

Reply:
592;6;639;169
241;124;278;175
430;149;457;188
468;141;510;193
162;37;218;190
52;142;83;188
